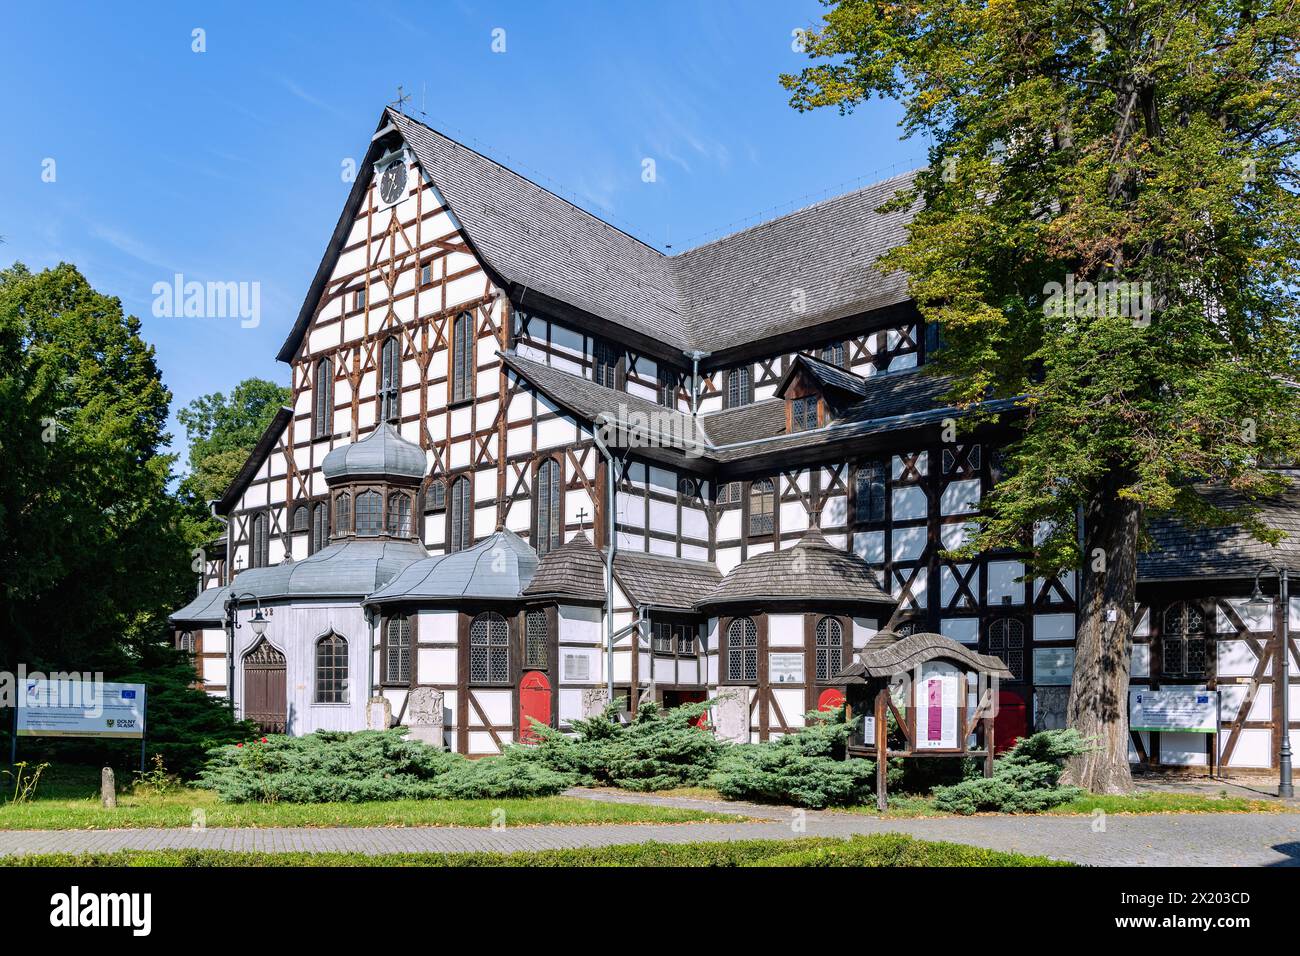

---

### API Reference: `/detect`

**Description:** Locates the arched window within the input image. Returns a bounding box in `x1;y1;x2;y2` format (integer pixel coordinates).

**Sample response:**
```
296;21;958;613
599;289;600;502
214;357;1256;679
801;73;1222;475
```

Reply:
854;460;886;523
334;492;351;536
355;490;382;536
593;338;620;388
815;616;843;682
1162;602;1207;678
534;458;561;555
469;612;510;683
314;357;333;438
292;505;308;532
384;617;411;684
380;337;401;422
726;366;752;408
727;617;758;683
987;617;1025;681
251;513;269;568
448;476;471;551
177;631;195;654
310;502;329;553
524;609;548;669
451;312;473;403
315;633;349;703
424;479;446;513
748;479;774;537
386;493;412;537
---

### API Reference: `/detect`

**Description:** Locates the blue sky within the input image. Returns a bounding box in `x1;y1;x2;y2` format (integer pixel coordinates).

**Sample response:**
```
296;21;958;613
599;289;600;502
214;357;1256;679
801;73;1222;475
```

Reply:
0;1;917;467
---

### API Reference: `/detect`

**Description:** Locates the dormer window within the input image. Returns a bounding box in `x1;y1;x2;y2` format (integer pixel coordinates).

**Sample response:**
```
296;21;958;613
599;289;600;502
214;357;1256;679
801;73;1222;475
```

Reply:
790;395;820;432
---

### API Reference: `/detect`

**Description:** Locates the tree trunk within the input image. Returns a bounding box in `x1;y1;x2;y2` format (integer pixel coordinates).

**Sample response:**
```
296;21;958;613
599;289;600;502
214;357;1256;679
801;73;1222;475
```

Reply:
1061;478;1142;794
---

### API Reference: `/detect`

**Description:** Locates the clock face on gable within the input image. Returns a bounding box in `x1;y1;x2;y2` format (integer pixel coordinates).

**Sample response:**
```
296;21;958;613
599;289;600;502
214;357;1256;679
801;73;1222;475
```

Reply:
378;158;407;204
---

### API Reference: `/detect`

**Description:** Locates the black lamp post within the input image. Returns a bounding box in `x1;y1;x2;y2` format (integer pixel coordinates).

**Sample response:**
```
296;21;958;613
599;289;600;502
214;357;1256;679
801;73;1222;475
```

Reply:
224;591;269;716
1247;565;1293;798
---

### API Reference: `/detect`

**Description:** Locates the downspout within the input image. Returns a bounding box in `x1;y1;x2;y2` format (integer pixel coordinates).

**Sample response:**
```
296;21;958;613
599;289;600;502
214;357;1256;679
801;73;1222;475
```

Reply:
210;500;234;711
684;350;711;414
592;416;619;707
365;603;377;720
639;603;652;708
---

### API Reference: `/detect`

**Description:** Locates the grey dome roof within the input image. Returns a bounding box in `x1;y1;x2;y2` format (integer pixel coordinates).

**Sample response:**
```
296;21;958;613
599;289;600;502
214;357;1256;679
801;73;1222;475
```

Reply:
365;530;539;606
228;538;429;602
321;423;426;483
696;526;895;609
169;585;232;625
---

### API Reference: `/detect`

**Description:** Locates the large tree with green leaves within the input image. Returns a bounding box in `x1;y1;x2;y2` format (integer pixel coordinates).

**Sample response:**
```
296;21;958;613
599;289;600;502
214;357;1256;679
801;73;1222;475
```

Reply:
784;1;1300;791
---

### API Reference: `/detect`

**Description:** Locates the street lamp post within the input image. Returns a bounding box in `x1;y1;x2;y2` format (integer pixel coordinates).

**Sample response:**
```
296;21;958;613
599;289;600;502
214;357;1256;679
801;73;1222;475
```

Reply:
224;591;269;717
1248;565;1293;798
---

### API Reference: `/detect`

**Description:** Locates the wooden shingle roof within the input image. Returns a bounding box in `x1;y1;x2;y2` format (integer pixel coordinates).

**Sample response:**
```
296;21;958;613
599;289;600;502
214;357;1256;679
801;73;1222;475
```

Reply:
522;532;607;603
834;630;1014;681
696;527;895;609
612;550;722;611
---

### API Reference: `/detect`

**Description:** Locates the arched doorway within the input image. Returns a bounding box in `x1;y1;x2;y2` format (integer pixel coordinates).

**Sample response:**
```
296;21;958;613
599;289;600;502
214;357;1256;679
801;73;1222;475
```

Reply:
518;671;551;744
243;637;287;734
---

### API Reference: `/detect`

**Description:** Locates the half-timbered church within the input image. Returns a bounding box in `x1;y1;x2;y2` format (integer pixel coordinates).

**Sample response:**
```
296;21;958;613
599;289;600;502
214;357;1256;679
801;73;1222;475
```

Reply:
171;106;1299;773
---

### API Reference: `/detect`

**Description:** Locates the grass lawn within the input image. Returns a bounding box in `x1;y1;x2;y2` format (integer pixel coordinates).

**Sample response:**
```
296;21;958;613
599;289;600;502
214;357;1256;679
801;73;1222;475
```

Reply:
0;834;1071;867
0;765;742;830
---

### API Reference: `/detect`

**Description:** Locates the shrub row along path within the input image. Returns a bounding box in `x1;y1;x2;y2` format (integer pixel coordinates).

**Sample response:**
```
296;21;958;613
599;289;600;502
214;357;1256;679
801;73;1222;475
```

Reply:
1;788;1296;865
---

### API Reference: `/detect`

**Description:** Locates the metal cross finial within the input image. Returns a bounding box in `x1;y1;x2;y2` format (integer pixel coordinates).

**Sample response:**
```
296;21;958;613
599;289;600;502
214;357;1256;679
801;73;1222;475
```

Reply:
389;84;412;113
576;508;589;532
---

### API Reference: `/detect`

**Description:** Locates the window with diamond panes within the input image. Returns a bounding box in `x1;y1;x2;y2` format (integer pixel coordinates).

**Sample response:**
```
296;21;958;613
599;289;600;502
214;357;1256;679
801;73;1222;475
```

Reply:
384;616;411;684
815;616;843;681
726;366;752;407
727;617;758;682
1162;602;1207;678
524;610;548;669
470;612;510;684
987;617;1025;681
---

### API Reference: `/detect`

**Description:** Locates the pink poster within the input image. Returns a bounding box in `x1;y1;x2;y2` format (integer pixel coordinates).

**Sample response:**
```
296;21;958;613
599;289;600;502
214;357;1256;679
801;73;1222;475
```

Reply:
927;679;943;742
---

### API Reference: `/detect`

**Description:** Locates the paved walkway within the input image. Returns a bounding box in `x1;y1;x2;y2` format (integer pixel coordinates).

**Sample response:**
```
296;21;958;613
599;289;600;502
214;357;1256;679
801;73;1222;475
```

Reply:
1;794;1296;865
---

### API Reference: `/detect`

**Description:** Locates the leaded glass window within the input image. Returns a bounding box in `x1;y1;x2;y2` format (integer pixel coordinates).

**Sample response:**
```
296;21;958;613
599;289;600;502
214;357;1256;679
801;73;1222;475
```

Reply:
470;612;510;684
815;616;843;681
791;395;818;432
452;312;474;403
821;341;845;367
524;609;548;669
534;458;561;555
314;357;333;438
315;633;348;703
1162;602;1207;678
424;479;446;513
251;513;269;568
726;366;752;408
380;337;401;422
727;617;758;682
311;502;329;552
748;479;774;537
988;617;1025;681
449;476;471;551
593;339;620;388
386;493;412;537
854;461;886;523
355;490;382;536
292;505;308;531
384;617;411;684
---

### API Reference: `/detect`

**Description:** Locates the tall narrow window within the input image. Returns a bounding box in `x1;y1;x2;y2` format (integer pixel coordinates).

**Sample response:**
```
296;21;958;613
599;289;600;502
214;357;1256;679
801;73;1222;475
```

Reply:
314;357;333;438
292;505;308;531
311;502;329;553
727;617;758;682
315;633;349;703
384;617;411;684
251;513;269;568
1162;602;1207;678
726;366;752;408
353;288;366;311
420;261;433;285
748;479;774;537
451;311;473;403
355;490;382;536
593;339;620;388
815;616;843;681
380;337;401;422
854;461;886;523
424;479;446;513
533;458;562;555
524;609;548;669
657;369;676;407
448;476;472;551
987;618;1025;681
335;492;351;536
386;493;412;537
820;341;846;367
470;612;510;683
790;395;819;432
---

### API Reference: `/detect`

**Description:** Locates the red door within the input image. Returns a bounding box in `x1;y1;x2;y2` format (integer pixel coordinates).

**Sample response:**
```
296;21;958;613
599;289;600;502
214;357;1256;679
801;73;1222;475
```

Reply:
993;689;1027;754
518;671;551;744
817;689;846;713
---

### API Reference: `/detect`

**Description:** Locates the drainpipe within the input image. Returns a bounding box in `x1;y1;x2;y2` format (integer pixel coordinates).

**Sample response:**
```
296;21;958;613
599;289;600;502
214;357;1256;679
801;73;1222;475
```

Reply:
639;603;653;707
592;415;620;706
209;500;234;710
683;350;711;414
365;603;377;718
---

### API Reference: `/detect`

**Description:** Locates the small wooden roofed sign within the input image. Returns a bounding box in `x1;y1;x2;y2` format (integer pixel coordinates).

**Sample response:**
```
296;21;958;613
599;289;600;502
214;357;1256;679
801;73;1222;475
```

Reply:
833;630;1013;811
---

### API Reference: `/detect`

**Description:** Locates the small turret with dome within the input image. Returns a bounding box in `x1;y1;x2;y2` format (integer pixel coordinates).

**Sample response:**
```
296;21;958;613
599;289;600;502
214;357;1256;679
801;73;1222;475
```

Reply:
321;423;427;542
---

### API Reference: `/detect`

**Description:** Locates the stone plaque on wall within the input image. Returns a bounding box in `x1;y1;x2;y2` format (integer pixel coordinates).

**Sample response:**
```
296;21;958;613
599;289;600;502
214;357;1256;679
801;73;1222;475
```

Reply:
406;686;445;749
712;686;750;744
366;696;392;731
581;686;610;719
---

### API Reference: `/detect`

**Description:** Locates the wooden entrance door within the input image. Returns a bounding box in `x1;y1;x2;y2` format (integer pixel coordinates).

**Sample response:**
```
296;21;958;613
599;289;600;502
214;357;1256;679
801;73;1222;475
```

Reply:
243;638;287;734
994;689;1027;754
518;671;551;743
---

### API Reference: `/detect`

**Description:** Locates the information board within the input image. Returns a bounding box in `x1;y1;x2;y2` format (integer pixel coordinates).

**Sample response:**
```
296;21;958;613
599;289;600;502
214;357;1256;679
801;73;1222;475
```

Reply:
1129;687;1218;734
769;653;804;684
17;680;146;739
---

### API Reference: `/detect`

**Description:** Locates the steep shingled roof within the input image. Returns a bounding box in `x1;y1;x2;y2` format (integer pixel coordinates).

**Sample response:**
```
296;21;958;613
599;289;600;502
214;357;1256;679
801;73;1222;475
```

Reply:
612;550;722;611
280;108;920;362
697;527;895;609
1138;481;1300;582
522;532;607;603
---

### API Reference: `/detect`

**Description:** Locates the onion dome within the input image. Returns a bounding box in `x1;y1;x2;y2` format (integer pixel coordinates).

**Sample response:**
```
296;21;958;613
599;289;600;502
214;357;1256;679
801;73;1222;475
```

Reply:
696;526;896;610
321;422;426;484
